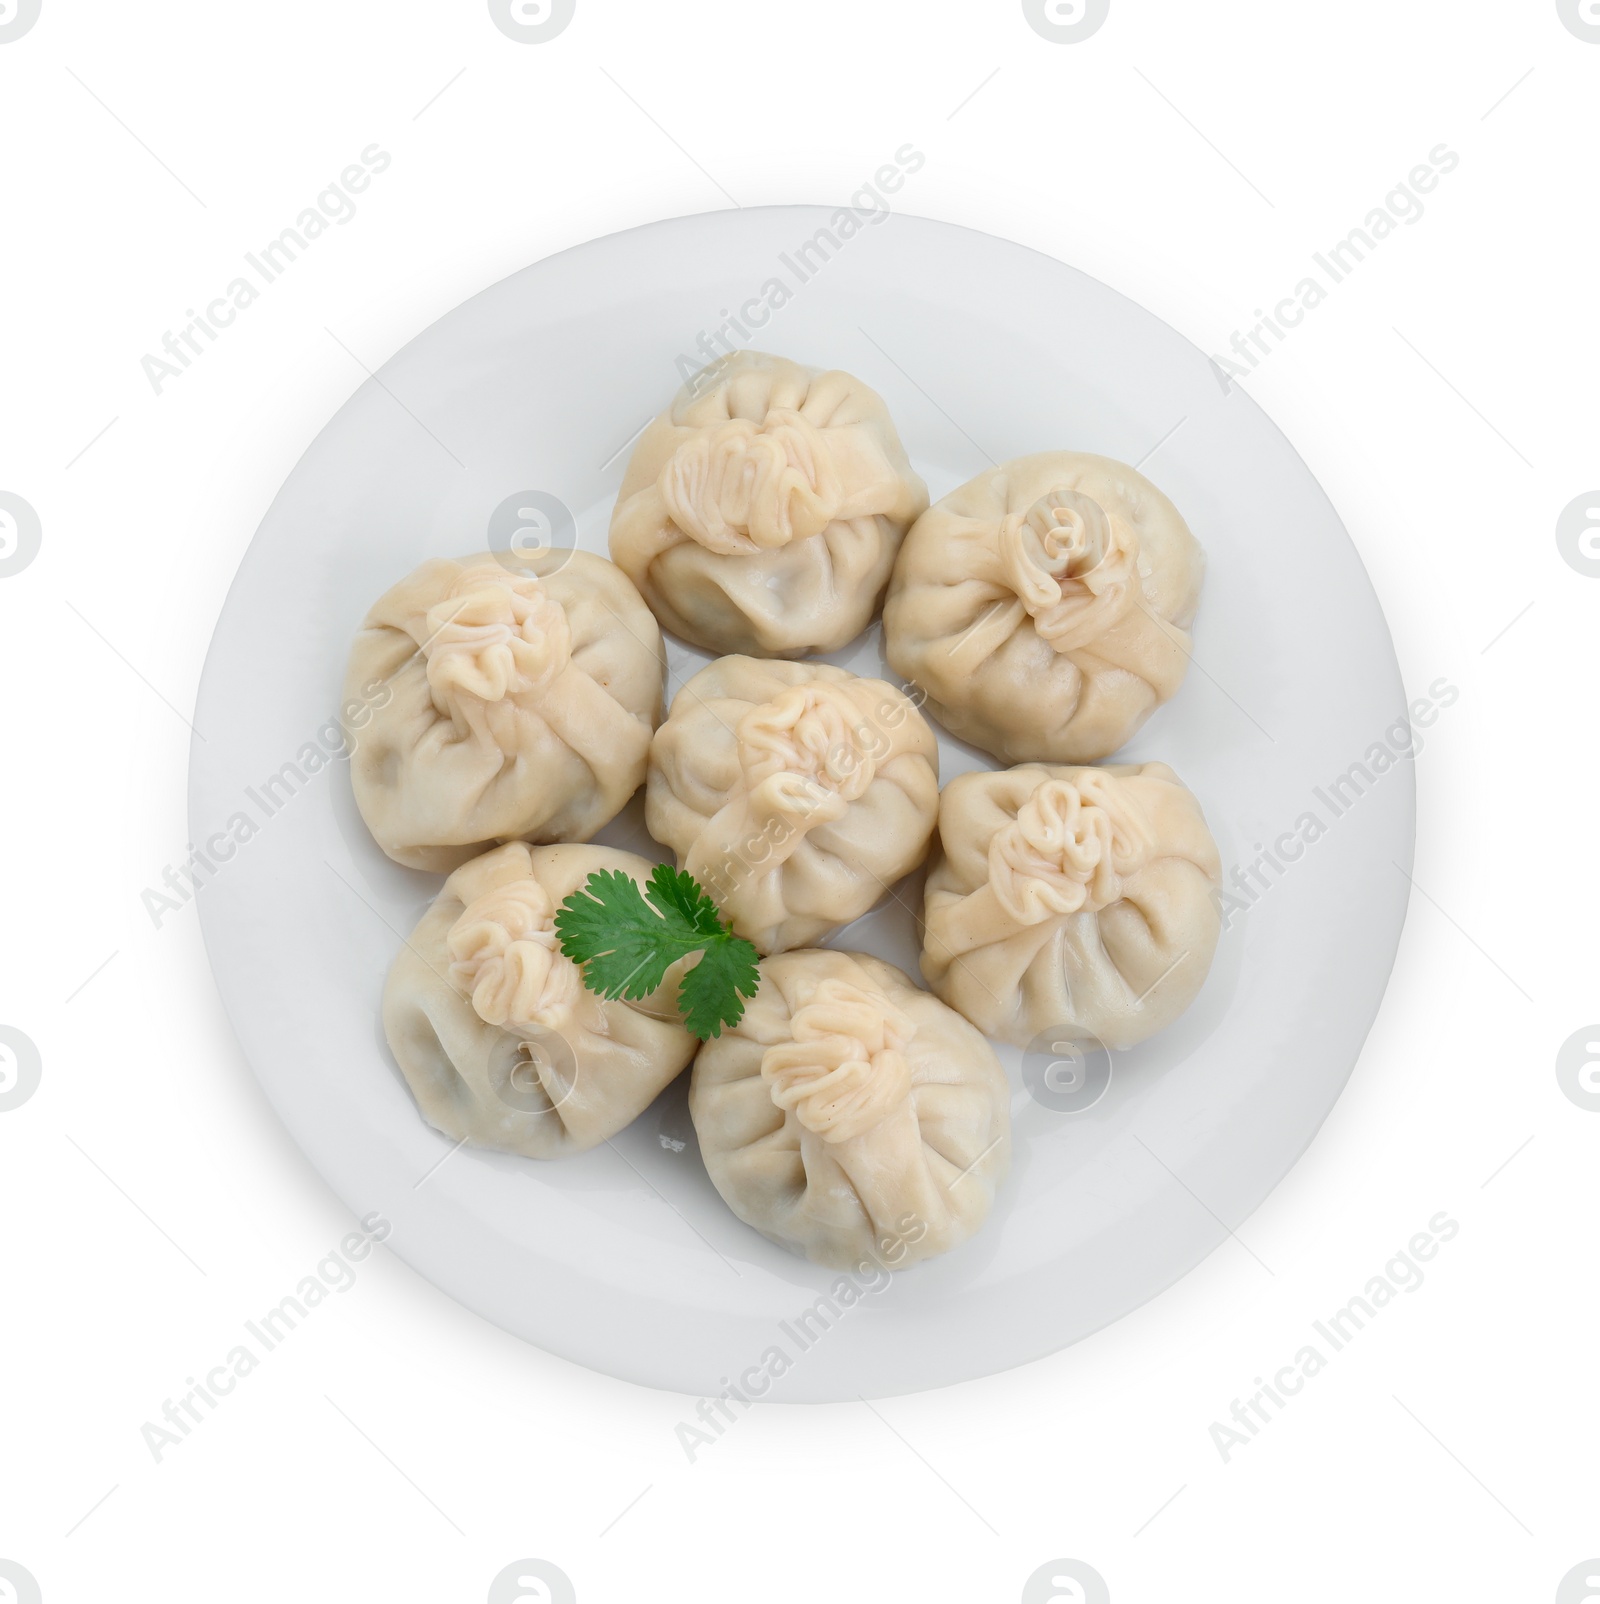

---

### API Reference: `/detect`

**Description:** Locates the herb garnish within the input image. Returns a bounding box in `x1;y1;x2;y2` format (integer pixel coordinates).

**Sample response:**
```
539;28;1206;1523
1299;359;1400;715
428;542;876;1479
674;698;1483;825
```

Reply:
554;864;761;1039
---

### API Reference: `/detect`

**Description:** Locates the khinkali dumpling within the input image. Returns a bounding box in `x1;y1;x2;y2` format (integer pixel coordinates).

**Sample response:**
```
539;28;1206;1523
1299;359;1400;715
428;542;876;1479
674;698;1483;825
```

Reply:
609;350;928;656
691;950;1010;1270
884;452;1204;764
647;656;939;954
345;551;664;871
921;762;1222;1050
382;841;697;1158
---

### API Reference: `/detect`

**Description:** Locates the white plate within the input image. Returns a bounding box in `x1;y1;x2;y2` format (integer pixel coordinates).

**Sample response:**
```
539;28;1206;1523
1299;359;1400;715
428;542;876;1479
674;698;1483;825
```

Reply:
191;207;1414;1401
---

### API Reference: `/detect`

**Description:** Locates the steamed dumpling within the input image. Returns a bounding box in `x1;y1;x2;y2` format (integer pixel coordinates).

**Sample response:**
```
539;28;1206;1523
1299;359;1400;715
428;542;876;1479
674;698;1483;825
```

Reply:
647;656;939;954
345;551;664;871
921;762;1222;1050
691;950;1010;1270
884;452;1205;763
382;842;697;1158
609;350;928;656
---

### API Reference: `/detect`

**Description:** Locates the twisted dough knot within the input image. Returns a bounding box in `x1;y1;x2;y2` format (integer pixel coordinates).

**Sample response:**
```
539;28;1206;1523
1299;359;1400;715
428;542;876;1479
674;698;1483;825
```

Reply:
761;979;915;1143
997;487;1140;653
989;772;1155;924
446;878;580;1031
737;681;880;809
659;410;844;554
421;564;572;706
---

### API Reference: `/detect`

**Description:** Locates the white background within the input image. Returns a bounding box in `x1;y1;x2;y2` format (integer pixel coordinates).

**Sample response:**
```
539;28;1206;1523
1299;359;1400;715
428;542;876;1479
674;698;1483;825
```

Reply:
2;1;1595;1600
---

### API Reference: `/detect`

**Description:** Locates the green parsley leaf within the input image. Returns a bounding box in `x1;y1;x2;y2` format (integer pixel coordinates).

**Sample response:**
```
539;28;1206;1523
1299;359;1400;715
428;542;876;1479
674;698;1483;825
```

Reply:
679;933;762;1040
643;861;725;937
552;870;682;1000
554;864;761;1038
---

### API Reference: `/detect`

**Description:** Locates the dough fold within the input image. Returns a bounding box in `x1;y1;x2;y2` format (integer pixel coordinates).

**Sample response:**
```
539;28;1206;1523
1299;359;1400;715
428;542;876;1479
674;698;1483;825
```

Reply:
345;552;664;871
884;452;1204;763
647;656;940;954
610;350;928;656
691;950;1010;1270
921;762;1222;1050
382;842;697;1158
